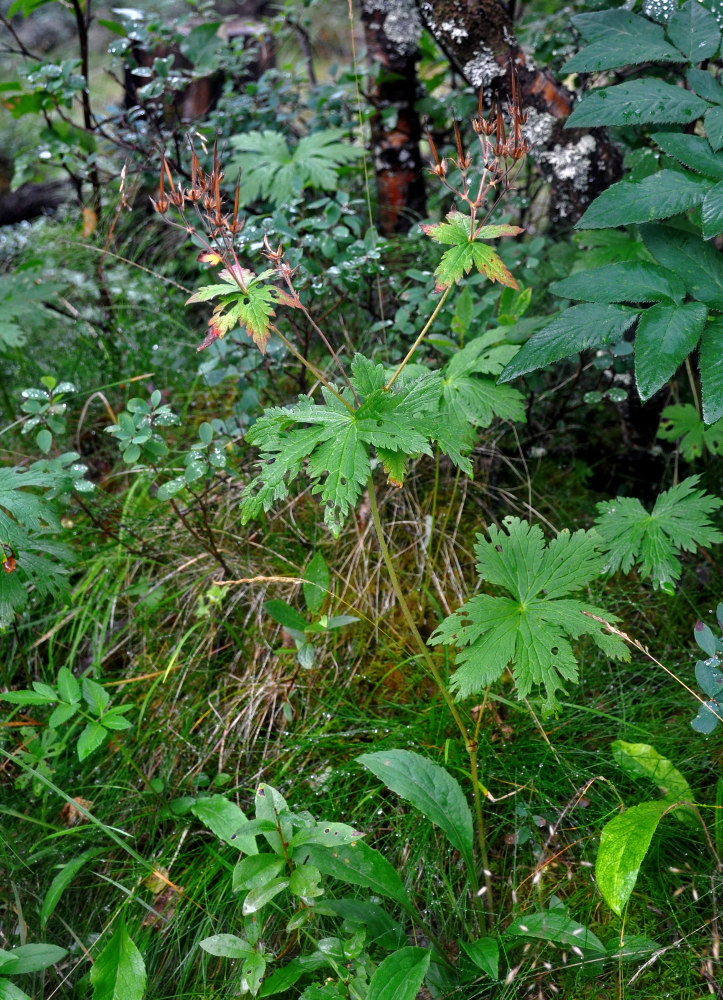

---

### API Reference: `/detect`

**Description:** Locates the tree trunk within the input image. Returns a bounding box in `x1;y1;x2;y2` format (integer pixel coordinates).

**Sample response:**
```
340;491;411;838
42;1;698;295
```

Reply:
417;0;623;225
362;0;427;234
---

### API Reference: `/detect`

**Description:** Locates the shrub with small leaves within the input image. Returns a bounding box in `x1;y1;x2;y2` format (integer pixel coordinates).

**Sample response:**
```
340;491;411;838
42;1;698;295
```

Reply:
20;376;76;454
105;389;178;465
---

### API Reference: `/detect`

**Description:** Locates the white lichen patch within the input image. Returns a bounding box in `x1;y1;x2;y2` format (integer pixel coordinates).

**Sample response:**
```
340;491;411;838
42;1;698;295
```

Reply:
440;18;468;43
537;134;596;217
363;0;422;55
522;107;556;146
463;47;504;88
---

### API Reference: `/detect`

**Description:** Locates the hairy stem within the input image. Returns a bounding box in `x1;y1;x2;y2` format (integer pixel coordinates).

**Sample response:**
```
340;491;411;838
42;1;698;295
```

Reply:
386;286;451;390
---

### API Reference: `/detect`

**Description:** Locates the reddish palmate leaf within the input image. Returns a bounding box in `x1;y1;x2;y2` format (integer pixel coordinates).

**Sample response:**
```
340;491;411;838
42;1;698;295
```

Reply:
420;211;522;291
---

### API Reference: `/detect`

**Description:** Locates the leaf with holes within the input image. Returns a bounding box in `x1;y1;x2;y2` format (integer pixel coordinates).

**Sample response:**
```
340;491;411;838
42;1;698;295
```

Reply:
594;475;723;588
429;517;629;711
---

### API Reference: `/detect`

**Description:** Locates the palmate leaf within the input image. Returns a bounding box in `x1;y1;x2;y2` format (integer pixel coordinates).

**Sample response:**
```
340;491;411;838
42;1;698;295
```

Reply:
420;212;522;291
429;517;629;711
657;403;723;459
594;475;723;588
227;128;361;207
241;355;464;536
188;269;279;353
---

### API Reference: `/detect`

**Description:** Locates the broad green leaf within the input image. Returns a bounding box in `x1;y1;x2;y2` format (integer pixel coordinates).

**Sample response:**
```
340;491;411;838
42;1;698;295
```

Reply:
242;877;289;915
687;68;723;105
1;690;57;706
566;79;707;129
199;934;253;959
606;935;662;960
634;301;707;400
595;475;723;587
651;132;723;180
320;899;405;950
0;944;68;974
498;305;639;382
191;795;257;853
241;952;266;995
577;170;711;230
255;783;293;855
82;678;110;715
507;908;606;954
640;223;723;307
289;821;365;849
667;0;720;61
429;517;629;710
232;855;285;893
700;317;723;422
299;841;411;908
77;722;109;762
565;10;682;72
56;666;80;704
596;801;668;915
460;938;499;979
357;749;474;872
257;956;327;997
41;847;105;926
692;700;721;733
264;599;308;633
550;262;684;304
0;978;31;1000
706;105;723;150
694;620;718;656
695;657;723;697
702;179;723;238
303;551;329;615
289;864;322;898
367;947;430;1000
611;741;694;806
657;403;723;459
90;919;146;1000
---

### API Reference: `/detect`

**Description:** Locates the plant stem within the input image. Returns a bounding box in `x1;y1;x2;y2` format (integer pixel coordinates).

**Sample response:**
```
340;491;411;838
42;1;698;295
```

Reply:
385;287;451;390
366;476;492;918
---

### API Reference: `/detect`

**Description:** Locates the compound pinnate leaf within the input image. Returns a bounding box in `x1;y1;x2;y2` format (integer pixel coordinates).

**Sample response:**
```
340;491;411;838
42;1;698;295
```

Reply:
420;211;521;291
429;517;629;711
634;301;708;401
596;801;668;916
576;171;711;230
90;919;146;1000
550;262;684;305
565;9;681;73
594;475;723;588
566;79;707;129
499;304;639;382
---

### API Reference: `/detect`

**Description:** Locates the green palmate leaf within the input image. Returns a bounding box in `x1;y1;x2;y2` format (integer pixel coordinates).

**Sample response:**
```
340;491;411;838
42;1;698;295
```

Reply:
442;333;525;427
641;223;723;307
611;741;695;808
565;10;682;73
577;170;711;230
706;105;723;150
594;475;723;588
420;211;522;290
227;128;361;207
657;403;723;459
700;317;723;423
498;304;639;382
90;919;146;1000
550;262;685;304
367;947;430;1000
298;841;410;908
634;301;708;400
702;179;723;238
210;282;279;354
566;79;708;129
596;801;668;916
241;355;470;536
429;517;629;710
357;749;474;872
667;0;721;61
651;132;723;180
687;68;723;105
